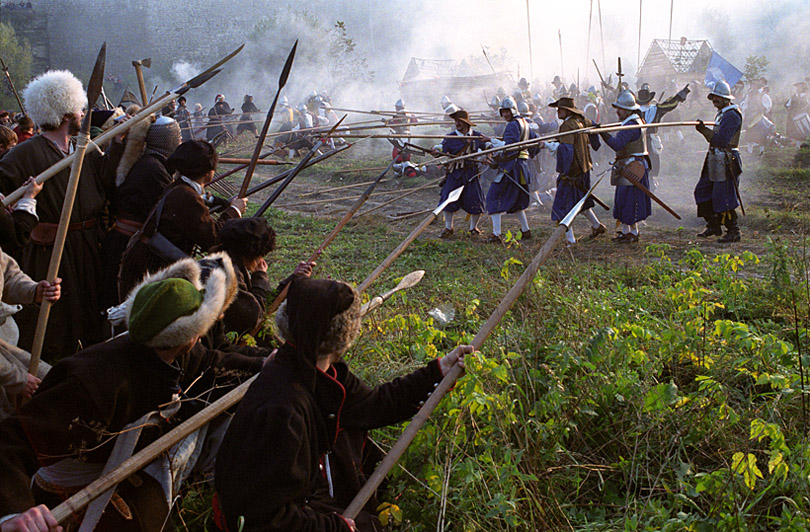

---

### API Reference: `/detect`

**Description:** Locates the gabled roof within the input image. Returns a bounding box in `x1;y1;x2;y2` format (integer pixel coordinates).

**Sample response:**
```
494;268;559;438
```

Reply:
638;38;713;78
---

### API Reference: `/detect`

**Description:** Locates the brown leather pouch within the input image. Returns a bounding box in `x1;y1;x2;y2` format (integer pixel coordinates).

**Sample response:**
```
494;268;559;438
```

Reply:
619;160;644;185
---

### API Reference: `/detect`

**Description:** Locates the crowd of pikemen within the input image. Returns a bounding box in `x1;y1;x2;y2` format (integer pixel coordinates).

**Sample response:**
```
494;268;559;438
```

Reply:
0;62;749;532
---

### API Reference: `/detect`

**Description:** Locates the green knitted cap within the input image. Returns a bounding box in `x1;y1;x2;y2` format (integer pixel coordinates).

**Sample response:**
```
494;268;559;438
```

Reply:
129;278;204;345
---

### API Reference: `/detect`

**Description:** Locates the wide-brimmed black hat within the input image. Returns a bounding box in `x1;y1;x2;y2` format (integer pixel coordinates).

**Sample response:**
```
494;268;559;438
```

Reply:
166;140;218;178
637;85;655;104
449;109;476;127
548;97;584;116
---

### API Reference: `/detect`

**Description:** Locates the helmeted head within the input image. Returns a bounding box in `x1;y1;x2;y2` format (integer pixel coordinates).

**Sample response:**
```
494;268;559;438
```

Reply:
194;103;203;112
23;70;87;130
280;95;289;108
518;77;530;90
489;95;500;110
707;80;733;101
517;100;531;117
440;95;452;109
395;98;405;111
499;96;518;119
637;83;655;104
552;75;563;87
145;115;182;158
123;253;237;349
443;103;460;115
612;90;641;111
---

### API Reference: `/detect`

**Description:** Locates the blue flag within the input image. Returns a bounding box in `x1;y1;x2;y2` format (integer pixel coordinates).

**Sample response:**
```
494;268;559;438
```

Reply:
704;51;743;88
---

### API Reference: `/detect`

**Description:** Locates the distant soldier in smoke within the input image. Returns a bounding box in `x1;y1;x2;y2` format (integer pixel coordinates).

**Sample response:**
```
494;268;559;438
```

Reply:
485;96;537;243
538;96;605;246
175;96;193;142
784;81;810;143
206;94;232;143
387;99;418;178
595;90;652;244
694;80;743;243
237;94;259;137
636;82;690;189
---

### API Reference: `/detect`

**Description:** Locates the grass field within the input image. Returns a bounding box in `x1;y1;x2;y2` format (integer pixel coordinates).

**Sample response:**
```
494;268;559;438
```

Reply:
172;132;810;531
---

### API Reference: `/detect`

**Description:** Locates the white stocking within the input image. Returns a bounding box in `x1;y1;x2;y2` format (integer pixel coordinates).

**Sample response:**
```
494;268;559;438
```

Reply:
491;213;502;236
516;210;530;232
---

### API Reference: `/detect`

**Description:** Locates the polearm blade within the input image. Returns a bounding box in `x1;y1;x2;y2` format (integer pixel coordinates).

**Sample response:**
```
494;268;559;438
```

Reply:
238;40;297;198
28;42;107;375
1;44;244;208
361;269;425;316
264;156;398;316
355;185;463;294
0;55;26;116
252;115;347;218
344;174;606;520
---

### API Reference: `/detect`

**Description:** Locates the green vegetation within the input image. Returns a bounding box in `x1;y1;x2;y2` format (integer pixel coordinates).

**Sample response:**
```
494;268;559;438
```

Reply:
173;143;810;531
0;21;32;113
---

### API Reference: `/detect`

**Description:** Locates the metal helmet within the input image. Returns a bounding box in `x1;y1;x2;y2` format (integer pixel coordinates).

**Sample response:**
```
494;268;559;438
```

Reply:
280;95;289;107
499;96;518;116
145;115;182;158
444;103;460;115
518;77;530;89
612;90;640;111
395;98;405;110
440;95;452;109
297;103;307;112
708;80;734;100
517;101;531;116
489;95;500;109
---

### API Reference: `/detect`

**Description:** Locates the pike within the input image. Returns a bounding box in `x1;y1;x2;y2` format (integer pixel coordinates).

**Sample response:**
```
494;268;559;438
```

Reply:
428;120;714;169
2;44;245;208
619;165;682;220
238;40;297;198
218;157;292;166
209;144;353;214
593;59;607;88
616;57;624;90
343;171;610;521
28;43;107;375
0;55;26;116
361;270;425;316
357;178;442;218
264;158;398;315
252;115;347;218
356;185;463;293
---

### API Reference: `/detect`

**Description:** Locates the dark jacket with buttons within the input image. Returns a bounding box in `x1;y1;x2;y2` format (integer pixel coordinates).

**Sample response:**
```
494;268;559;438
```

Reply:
214;344;444;532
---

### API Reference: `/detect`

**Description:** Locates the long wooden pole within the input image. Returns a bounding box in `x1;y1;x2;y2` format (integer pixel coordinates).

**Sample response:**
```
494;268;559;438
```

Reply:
597;0;606;72
238;41;297;198
29;42;107;374
525;0;534;84
343;173;609;520
586;0;594;80
264;159;397;315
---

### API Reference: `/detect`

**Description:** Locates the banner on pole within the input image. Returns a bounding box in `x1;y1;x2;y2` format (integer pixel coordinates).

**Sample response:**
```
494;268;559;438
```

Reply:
704;51;743;88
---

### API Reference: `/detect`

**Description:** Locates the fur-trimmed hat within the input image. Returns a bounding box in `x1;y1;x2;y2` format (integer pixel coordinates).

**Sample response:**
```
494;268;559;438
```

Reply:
166;140;218;179
275;277;361;362
23;70;87;129
122;252;237;347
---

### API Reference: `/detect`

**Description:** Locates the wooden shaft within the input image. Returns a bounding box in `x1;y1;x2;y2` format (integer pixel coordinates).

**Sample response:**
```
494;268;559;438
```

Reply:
423;120;715;168
357;179;441;217
210;150;282;186
356;213;437;294
299;176;392;196
344;225;568;519
628;177;681;219
2;92;176;208
28;126;92;374
51;375;256;524
218;158;289;166
279;180;431;208
133;64;148;107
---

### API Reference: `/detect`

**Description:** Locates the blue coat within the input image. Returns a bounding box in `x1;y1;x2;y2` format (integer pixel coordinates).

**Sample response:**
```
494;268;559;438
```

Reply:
694;106;742;213
550;133;601;221
486;118;537;214
438;130;486;214
602;125;652;225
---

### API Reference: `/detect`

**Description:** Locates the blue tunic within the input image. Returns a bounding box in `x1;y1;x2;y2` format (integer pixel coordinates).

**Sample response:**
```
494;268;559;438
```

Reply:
437;130;486;214
550;134;601;221
602;125;652;225
486;118;538;214
693;106;742;213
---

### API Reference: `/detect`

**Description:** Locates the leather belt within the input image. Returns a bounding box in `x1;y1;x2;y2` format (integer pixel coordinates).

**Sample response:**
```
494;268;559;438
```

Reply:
112;217;143;237
30;219;97;245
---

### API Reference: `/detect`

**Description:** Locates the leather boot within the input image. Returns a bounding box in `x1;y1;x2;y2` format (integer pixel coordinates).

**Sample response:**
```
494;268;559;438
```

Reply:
718;210;741;243
697;214;722;238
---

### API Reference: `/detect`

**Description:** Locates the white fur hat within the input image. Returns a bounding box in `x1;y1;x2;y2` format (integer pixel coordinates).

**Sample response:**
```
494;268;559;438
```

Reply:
23;70;87;129
122;252;237;348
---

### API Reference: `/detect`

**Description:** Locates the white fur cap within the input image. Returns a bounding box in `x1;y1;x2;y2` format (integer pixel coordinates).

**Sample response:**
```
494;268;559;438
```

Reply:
23;70;87;128
122;252;236;347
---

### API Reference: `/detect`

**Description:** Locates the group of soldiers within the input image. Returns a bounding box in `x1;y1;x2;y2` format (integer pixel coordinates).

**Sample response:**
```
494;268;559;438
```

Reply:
0;58;747;531
389;74;741;245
